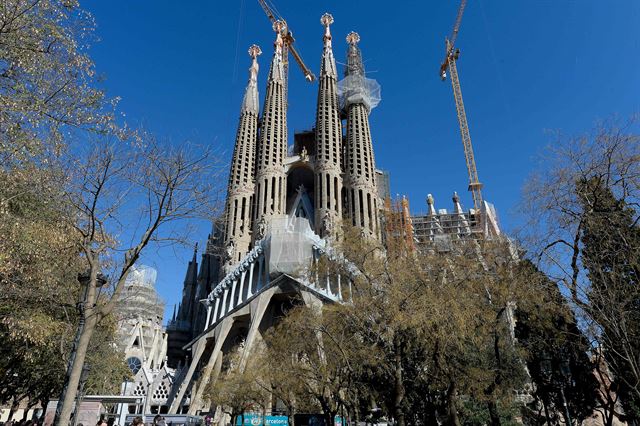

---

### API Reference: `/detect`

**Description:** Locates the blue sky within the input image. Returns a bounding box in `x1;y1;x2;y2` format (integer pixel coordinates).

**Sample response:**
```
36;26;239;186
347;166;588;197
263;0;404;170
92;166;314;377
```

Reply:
83;0;640;318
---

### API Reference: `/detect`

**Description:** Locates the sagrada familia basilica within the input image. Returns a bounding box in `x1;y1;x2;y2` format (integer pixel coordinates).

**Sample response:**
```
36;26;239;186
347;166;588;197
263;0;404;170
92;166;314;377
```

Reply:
116;12;500;419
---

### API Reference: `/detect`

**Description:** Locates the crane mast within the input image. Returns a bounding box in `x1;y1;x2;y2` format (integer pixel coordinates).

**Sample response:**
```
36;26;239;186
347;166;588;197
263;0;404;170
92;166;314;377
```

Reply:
440;0;484;218
257;0;315;104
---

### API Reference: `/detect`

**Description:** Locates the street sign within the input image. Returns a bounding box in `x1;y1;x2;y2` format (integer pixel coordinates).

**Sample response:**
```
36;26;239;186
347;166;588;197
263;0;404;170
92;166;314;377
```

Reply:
235;414;288;425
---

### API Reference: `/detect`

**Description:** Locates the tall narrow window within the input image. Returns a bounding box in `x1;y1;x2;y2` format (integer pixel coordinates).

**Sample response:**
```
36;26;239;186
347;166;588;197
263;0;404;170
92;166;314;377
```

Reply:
326;174;331;210
232;199;238;236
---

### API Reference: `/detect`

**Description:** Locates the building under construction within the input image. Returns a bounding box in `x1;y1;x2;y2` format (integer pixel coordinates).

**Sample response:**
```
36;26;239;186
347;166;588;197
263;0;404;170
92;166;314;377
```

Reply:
157;3;501;420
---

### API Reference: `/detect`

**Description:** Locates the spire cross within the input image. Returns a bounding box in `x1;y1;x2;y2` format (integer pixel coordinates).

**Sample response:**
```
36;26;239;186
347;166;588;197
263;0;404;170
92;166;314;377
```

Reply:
346;31;360;46
321;13;334;46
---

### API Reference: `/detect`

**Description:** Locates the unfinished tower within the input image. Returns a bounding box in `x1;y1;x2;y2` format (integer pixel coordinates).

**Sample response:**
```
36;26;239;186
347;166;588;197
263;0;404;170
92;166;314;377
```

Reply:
341;32;381;238
314;14;343;238
252;21;288;239
224;45;261;265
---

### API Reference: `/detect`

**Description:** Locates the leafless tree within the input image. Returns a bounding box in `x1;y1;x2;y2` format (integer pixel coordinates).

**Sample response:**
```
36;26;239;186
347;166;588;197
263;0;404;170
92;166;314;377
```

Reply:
520;116;640;422
54;135;223;426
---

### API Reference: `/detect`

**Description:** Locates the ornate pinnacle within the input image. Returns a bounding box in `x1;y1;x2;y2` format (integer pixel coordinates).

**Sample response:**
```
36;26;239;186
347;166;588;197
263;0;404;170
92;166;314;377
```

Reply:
321;13;333;47
273;19;285;35
248;44;261;82
346;31;360;45
321;13;334;27
248;44;262;59
272;20;285;54
321;13;334;44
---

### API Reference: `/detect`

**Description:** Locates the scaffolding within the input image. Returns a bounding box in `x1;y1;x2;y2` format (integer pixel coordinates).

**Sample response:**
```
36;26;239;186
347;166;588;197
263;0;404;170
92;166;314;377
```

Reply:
383;196;416;252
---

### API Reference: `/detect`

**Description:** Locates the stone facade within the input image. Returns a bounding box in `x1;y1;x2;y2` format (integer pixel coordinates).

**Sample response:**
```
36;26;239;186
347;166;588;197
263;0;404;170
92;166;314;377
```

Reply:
166;15;385;418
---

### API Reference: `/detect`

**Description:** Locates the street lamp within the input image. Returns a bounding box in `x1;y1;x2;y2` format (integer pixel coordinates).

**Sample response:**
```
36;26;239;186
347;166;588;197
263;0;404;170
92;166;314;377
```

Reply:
72;364;92;426
538;352;573;426
558;358;573;426
55;271;107;425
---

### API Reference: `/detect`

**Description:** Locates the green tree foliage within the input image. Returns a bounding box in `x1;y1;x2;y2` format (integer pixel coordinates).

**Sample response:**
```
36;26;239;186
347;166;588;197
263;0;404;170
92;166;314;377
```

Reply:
515;261;600;425
522;118;640;425
0;0;117;160
0;0;125;410
0;161;81;407
1;2;218;419
250;227;563;426
578;176;640;421
260;303;376;426
205;350;268;426
0;156;129;408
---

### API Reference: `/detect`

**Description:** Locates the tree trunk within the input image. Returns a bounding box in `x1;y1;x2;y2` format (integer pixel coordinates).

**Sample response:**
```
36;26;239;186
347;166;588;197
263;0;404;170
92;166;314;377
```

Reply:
287;405;295;426
542;398;551;425
55;308;98;426
487;400;501;426
424;396;439;426
393;336;406;426
324;411;335;426
8;398;20;422
446;382;461;426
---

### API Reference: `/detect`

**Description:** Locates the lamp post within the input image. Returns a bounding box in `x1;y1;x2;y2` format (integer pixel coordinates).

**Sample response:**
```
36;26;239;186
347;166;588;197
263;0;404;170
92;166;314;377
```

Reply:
558;358;573;426
72;364;92;426
55;271;107;425
539;352;573;426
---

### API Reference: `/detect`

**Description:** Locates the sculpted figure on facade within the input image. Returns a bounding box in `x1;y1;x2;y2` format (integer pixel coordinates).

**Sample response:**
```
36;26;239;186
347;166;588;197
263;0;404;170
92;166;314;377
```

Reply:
322;211;334;236
256;216;267;241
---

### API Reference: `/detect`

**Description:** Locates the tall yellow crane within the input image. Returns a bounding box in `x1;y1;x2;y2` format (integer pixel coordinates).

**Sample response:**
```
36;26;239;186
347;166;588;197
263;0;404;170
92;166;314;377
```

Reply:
439;0;484;217
257;0;316;102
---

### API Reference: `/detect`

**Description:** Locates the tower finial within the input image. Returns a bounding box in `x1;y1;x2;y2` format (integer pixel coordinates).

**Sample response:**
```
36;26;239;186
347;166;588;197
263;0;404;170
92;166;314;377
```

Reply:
241;45;261;114
273;20;285;54
248;44;261;82
346;31;360;46
248;44;262;59
321;13;334;46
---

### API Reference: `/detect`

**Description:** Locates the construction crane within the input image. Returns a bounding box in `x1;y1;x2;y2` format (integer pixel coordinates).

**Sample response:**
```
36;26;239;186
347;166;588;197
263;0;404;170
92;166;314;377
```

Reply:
257;0;316;101
439;0;484;218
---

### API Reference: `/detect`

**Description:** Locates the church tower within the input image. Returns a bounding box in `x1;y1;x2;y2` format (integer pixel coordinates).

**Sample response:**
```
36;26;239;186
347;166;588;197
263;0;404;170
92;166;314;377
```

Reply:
314;13;343;238
252;21;288;239
342;32;381;238
224;45;261;265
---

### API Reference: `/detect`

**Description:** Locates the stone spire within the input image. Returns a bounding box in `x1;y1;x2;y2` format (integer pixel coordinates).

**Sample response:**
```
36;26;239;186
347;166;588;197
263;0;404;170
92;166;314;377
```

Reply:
253;21;288;239
427;194;437;216
314;13;342;238
342;32;380;238
177;246;198;322
224;45;262;268
452;191;471;235
452;191;463;214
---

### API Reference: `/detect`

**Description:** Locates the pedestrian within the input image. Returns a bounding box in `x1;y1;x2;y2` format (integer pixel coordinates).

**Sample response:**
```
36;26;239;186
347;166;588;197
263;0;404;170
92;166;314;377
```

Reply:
96;419;108;426
131;417;144;426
